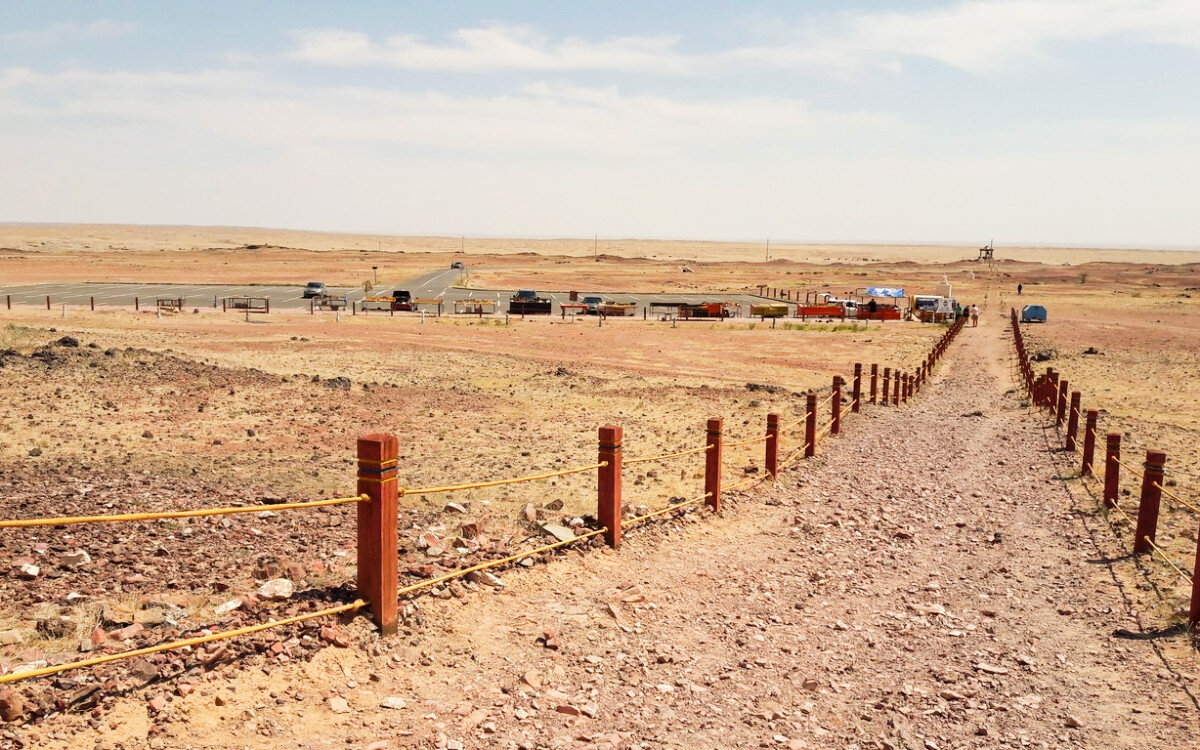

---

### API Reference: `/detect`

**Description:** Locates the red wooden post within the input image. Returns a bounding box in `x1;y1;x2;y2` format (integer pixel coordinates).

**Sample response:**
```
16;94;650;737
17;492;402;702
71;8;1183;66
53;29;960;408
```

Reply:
1065;392;1081;452
356;433;399;635
831;376;842;435
1133;450;1166;555
5;294;9;310
135;297;139;311
1103;433;1120;509
46;295;51;310
870;364;878;404
766;413;779;478
1056;379;1068;426
893;371;901;405
265;298;270;314
704;418;723;512
222;298;227;312
852;364;862;413
1082;409;1098;476
1191;519;1200;629
597;425;623;548
1047;369;1058;411
881;368;891;406
804;393;817;457
90;296;95;311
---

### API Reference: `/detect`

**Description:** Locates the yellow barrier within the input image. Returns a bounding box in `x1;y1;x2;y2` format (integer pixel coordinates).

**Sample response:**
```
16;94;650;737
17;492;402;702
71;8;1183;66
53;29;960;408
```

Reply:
0;495;368;529
625;493;710;527
1141;535;1194;583
0;600;365;685
625;445;710;466
404;462;605;495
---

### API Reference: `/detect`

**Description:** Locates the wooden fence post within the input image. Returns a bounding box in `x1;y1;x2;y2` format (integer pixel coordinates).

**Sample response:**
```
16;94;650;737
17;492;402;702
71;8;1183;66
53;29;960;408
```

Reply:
135;297;139;311
1056;379;1068;426
1103;433;1120;509
1082;409;1098;476
357;434;399;635
805;394;817;457
1191;522;1200;629
882;368;891;406
852;364;862;413
1133;450;1166;555
598;425;623;548
870;364;878;404
90;296;95;311
1066;392;1081;452
831;376;842;435
704;418;723;512
766;413;779;478
896;372;904;405
46;295;51;310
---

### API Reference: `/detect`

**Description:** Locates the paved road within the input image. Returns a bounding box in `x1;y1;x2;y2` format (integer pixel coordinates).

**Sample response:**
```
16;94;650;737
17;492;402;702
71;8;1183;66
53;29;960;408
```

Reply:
0;266;780;317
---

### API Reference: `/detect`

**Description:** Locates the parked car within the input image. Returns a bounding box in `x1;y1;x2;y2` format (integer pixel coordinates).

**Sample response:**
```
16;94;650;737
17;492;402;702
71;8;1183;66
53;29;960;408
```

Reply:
451;261;465;269
1020;304;1047;323
582;295;606;314
302;281;326;299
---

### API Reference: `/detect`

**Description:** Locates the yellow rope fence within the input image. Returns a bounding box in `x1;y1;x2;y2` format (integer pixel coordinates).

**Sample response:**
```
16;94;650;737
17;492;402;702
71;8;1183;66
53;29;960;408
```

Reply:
624;493;711;527
0;495;368;529
396;528;607;597
404;462;606;495
724;434;770;449
1154;482;1200;516
625;445;710;466
1141;536;1195;584
1113;457;1145;482
0;600;365;685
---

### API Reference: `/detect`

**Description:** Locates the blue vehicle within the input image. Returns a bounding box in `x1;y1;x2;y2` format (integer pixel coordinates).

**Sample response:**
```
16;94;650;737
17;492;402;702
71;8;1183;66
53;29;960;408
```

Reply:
1020;304;1047;323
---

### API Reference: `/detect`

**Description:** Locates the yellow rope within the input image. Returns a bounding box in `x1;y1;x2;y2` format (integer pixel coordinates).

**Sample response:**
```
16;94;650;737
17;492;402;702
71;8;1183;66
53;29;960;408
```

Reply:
1141;536;1194;583
0;495;368;529
775;445;808;473
396;528;606;596
624;493;710;527
0;600;365;685
724;434;769;449
1154;482;1200;516
625;444;710;466
725;472;771;494
1113;457;1146;482
779;417;806;435
815;423;833;443
1109;499;1135;525
405;462;606;495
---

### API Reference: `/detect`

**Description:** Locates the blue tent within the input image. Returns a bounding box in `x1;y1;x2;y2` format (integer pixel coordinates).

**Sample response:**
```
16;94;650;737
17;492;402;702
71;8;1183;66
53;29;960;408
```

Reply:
1021;305;1047;323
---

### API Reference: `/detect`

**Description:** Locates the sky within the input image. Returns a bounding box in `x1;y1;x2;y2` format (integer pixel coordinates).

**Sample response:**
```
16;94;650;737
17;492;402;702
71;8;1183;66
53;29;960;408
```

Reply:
1;1;1198;247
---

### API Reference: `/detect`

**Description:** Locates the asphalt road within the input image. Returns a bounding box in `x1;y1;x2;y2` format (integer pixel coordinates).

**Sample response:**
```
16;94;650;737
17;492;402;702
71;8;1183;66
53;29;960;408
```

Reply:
1;266;781;317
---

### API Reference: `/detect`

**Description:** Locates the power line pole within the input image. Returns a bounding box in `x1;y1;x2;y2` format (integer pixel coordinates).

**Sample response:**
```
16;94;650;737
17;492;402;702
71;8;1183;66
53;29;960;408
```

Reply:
765;238;770;262
594;234;598;259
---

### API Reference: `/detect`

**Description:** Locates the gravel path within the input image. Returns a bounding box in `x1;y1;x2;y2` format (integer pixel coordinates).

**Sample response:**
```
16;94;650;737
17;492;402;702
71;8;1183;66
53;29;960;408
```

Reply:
20;320;1200;750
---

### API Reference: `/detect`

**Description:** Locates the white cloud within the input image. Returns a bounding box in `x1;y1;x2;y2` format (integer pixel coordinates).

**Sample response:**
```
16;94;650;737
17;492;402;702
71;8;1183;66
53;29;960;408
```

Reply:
285;2;1200;78
0;66;898;156
0;19;139;45
739;0;1200;75
287;24;690;73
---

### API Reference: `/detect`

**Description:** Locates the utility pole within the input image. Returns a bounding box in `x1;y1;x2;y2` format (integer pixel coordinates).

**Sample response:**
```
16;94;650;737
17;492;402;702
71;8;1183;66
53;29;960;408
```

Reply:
460;235;464;254
594;234;598;259
765;238;770;262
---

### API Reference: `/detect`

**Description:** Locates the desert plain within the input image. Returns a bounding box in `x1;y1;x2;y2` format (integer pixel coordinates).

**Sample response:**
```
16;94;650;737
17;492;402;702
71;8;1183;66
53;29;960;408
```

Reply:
0;224;1199;749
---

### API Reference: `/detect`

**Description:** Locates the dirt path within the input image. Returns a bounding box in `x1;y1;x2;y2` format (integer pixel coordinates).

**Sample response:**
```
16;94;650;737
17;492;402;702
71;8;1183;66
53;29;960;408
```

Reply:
19;320;1200;750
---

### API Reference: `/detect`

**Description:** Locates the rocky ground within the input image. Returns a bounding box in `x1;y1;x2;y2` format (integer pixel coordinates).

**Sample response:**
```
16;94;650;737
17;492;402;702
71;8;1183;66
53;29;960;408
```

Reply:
2;312;1196;749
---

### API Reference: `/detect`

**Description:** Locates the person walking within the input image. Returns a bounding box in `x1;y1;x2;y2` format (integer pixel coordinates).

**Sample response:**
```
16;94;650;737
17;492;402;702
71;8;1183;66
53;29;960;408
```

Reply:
970;304;979;327
1017;283;1023;295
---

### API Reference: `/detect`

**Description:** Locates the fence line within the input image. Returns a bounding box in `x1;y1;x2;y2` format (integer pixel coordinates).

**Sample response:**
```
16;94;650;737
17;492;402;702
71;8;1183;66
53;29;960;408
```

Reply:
1008;307;1200;630
0;494;367;529
0;316;965;689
